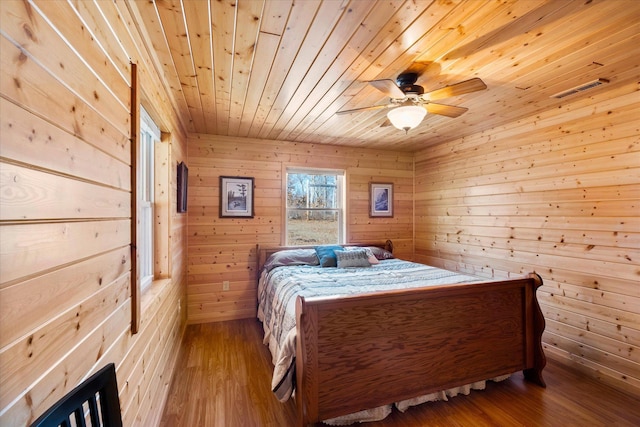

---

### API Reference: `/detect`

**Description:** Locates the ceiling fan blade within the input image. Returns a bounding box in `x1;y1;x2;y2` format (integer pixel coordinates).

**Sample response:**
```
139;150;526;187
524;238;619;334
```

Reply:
425;103;468;118
402;61;433;77
335;104;392;115
423;78;487;101
380;118;392;127
368;79;405;98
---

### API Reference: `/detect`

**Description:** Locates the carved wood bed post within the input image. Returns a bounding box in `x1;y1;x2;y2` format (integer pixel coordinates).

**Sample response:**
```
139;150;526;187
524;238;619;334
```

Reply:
524;272;547;387
296;296;317;427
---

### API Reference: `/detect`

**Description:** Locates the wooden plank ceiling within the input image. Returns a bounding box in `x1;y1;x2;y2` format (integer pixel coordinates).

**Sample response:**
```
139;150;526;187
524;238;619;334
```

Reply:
129;0;640;152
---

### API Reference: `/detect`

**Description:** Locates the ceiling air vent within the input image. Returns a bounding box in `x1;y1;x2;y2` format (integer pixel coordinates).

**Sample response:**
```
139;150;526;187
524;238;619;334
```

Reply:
551;78;609;99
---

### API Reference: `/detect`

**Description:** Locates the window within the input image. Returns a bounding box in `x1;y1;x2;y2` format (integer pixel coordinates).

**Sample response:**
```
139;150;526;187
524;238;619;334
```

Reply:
139;106;160;291
131;65;171;334
286;169;345;245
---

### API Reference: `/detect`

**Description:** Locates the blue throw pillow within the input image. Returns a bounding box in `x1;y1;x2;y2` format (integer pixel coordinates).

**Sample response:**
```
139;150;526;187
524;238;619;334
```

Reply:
314;245;343;267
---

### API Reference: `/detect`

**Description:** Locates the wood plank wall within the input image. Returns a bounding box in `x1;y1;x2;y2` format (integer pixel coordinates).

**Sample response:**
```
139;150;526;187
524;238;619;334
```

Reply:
186;134;414;324
0;1;188;425
414;80;640;396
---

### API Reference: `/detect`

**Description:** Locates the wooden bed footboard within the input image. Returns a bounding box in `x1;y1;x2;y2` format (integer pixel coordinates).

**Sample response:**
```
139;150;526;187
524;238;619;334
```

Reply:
294;273;546;426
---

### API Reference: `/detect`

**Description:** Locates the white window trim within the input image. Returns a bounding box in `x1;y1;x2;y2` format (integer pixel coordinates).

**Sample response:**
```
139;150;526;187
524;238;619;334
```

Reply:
139;106;160;292
285;167;345;245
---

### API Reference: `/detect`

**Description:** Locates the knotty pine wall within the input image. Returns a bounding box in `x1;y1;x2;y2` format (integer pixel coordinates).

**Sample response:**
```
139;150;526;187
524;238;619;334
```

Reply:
1;1;187;425
186;134;414;324
414;80;639;396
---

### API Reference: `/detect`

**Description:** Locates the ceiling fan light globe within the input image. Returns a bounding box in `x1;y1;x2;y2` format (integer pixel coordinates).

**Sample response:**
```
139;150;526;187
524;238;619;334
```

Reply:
387;105;427;132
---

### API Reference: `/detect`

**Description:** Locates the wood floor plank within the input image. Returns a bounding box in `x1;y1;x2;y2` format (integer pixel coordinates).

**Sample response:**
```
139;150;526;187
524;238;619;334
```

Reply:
160;319;640;427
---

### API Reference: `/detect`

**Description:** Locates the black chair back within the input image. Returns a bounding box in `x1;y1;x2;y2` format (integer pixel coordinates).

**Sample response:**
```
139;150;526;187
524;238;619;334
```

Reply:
30;363;123;427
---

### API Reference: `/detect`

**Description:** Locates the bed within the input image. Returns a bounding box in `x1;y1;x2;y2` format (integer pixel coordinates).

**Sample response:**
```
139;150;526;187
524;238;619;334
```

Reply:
256;241;546;426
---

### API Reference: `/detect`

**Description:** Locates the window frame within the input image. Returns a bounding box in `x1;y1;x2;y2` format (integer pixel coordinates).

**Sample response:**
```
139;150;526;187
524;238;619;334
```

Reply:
285;167;346;246
138;106;159;292
130;62;173;334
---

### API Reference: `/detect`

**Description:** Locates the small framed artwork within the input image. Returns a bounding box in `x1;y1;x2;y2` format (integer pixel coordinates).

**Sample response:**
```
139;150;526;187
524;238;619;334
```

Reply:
369;182;393;217
177;161;188;213
220;176;254;218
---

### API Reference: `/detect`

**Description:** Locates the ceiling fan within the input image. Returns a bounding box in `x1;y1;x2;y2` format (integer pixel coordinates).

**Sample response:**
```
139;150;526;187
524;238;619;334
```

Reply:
336;72;487;132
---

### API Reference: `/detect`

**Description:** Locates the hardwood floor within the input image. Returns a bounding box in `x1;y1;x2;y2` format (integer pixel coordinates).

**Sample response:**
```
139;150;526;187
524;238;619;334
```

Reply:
160;319;640;427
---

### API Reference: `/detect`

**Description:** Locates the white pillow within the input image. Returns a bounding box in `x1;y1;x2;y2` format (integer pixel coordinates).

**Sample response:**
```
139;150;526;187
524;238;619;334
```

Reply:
345;246;380;264
335;249;371;268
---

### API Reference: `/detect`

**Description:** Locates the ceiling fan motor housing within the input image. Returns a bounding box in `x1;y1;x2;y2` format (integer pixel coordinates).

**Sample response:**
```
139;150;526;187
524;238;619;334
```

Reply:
396;72;424;95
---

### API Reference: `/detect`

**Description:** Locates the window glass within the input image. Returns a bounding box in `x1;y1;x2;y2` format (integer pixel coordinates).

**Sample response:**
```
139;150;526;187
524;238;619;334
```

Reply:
139;106;159;291
286;169;344;245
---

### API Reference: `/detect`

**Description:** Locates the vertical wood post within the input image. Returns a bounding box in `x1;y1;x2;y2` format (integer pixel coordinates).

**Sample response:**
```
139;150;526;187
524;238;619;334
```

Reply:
524;272;546;387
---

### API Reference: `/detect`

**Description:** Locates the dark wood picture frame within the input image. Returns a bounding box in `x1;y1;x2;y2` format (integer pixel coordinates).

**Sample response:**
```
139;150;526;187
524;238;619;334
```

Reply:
369;182;393;217
177;161;188;213
220;176;254;218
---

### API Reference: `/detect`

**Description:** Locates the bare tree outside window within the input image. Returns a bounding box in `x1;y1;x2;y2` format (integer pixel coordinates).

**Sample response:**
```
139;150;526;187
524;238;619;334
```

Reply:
286;170;344;245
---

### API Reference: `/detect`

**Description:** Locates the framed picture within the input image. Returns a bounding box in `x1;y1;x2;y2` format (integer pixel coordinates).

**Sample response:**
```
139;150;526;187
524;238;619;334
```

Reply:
369;182;393;217
220;176;254;218
177;161;188;213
